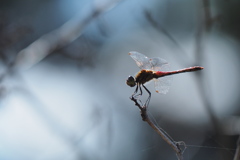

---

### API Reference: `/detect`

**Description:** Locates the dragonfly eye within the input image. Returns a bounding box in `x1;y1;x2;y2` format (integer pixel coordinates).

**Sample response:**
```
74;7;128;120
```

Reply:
126;76;136;87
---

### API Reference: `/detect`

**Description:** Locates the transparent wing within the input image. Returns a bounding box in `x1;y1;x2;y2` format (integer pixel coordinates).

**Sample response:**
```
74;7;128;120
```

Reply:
153;62;172;94
149;57;168;71
129;51;173;93
154;76;172;94
128;51;152;70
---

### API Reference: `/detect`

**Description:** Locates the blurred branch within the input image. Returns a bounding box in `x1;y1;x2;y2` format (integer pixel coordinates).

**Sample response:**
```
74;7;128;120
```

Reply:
221;116;240;136
144;10;190;65
13;0;122;71
0;14;32;82
234;138;240;160
221;116;240;159
0;16;31;66
194;2;237;158
202;0;222;32
203;0;212;31
194;0;220;131
130;95;186;160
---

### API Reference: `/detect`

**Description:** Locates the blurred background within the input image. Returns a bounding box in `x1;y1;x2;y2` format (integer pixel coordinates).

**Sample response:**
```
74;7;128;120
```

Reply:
0;0;240;159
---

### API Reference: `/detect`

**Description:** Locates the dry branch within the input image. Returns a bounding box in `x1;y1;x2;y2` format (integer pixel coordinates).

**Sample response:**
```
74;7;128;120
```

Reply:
130;96;186;160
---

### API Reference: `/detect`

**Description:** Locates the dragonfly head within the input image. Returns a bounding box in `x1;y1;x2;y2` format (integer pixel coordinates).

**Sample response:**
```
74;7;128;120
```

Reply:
126;76;136;87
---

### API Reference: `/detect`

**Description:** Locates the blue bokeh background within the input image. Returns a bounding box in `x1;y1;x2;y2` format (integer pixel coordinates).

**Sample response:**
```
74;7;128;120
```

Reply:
0;0;239;159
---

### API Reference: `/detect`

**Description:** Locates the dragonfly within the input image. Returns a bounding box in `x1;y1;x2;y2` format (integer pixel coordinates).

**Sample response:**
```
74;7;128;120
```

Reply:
126;51;204;108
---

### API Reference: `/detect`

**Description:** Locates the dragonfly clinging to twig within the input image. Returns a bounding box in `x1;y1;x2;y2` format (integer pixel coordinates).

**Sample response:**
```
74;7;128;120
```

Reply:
126;51;204;108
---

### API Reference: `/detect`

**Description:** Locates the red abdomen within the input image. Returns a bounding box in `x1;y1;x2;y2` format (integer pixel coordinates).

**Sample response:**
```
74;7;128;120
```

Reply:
155;66;204;78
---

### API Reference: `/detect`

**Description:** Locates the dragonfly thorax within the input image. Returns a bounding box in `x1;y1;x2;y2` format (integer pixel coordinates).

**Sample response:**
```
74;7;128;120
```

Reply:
135;70;157;85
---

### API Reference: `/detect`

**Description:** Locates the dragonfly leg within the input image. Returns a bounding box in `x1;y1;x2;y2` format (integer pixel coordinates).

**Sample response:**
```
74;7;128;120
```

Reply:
139;84;143;96
132;84;138;98
137;85;143;105
142;84;151;108
131;84;143;106
132;83;143;97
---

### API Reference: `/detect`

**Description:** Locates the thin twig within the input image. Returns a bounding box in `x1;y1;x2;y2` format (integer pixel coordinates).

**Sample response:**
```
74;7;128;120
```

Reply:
130;96;186;160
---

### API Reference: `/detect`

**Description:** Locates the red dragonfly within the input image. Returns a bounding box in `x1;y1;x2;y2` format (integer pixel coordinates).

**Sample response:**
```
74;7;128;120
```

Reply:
126;51;204;107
